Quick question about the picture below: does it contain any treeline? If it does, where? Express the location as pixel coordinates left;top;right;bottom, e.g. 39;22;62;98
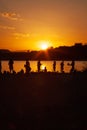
0;43;87;60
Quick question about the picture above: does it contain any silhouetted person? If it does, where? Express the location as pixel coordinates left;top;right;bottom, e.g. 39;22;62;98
60;61;64;73
44;66;47;72
67;60;75;72
70;60;75;72
8;59;14;73
24;60;31;74
37;60;41;72
0;60;2;73
53;60;56;72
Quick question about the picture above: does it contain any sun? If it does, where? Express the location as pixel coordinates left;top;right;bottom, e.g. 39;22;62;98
39;41;50;50
41;44;48;50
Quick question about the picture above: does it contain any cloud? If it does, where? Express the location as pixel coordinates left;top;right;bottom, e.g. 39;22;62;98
0;12;23;21
0;25;15;30
13;33;30;39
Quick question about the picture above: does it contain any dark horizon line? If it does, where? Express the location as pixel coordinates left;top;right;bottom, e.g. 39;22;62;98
0;43;87;52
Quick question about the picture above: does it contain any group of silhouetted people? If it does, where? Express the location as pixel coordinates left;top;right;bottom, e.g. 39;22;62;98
52;60;75;73
52;60;64;73
0;59;75;74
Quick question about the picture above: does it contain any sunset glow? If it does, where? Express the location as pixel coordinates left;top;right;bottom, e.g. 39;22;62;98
0;0;87;50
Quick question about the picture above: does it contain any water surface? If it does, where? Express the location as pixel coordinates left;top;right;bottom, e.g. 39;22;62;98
1;61;87;73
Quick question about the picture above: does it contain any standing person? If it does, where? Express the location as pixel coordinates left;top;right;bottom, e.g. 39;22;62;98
24;60;31;74
0;60;2;73
37;60;41;72
44;66;47;72
53;60;56;72
67;60;75;73
70;60;75;72
8;59;14;73
60;61;64;73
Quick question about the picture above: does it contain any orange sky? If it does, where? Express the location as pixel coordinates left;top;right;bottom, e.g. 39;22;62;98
0;0;87;50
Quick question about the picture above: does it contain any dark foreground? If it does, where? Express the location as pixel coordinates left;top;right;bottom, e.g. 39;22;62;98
0;72;87;130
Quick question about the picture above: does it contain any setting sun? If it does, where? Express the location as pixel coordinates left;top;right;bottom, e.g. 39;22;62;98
38;41;50;50
41;44;48;50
